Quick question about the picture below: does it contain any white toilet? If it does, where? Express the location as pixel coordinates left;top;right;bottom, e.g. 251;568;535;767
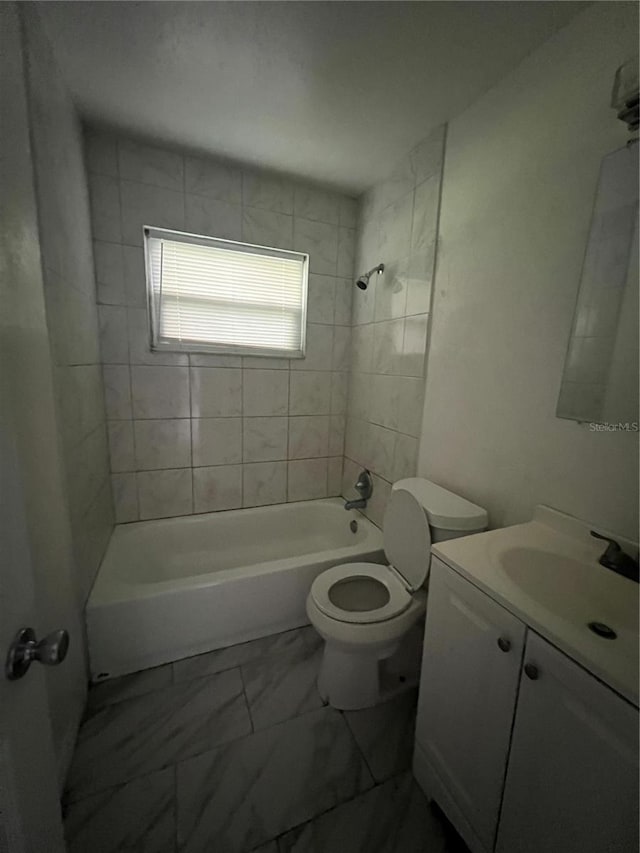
306;477;487;710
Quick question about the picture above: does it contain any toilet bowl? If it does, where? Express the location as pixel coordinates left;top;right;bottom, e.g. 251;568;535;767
306;478;487;710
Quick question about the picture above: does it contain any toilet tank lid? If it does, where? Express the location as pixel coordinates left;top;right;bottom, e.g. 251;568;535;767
392;478;488;532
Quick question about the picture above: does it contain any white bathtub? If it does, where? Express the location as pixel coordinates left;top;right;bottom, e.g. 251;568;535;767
86;498;385;680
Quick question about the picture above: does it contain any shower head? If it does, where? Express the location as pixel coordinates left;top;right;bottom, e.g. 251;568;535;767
355;263;385;290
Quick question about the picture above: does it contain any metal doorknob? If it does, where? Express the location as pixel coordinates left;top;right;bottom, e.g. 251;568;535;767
5;627;69;681
524;662;539;681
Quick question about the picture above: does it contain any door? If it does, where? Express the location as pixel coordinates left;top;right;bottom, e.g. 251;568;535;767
414;558;526;851
0;4;68;849
496;632;639;853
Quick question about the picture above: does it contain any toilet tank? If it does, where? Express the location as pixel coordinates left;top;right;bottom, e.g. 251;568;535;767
392;478;488;543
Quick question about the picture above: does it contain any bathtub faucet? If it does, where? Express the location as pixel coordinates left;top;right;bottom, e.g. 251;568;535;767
344;469;373;510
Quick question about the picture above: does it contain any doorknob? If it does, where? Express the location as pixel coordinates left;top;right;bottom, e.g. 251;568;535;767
5;627;69;681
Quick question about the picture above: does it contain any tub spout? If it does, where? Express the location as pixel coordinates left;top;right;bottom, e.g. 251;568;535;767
344;498;367;510
343;469;373;511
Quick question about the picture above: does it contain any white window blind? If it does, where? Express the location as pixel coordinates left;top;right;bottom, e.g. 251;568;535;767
144;227;308;358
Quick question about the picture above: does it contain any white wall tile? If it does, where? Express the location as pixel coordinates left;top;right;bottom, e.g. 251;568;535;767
368;423;396;481
332;326;351;372
122;245;147;308
192;418;242;466
288;415;329;459
243;173;294;214
409;127;444;185
243;417;288;462
107;420;134;472
392;433;418;481
242;207;293;249
94;241;124;305
103;365;132;419
405;247;434;316
131;366;190;418
190;368;242;417
328;456;343;496
137;468;192;519
193;465;242;513
118;140;184;191
242;369;289;416
374;258;409;321
411;175;440;252
294;186;340;224
185;156;242;204
289;371;331;415
379;193;413;263
243;461;287;507
334;278;353;326
337;228;356;278
339;197;359;229
134;419;191;470
98;305;129;363
89;175;121;243
287;458;328;501
120;180;184;246
185;195;242;241
402;314;429;377
330;372;348;415
111;473;138;522
307;274;335;325
294;218;338;275
329;415;345;456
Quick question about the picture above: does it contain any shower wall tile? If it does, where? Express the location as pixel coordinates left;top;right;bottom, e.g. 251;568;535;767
86;129;355;521
193;465;243;513
288;458;328;502
345;124;445;527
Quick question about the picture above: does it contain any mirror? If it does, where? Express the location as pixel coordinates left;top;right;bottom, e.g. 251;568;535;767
557;142;639;424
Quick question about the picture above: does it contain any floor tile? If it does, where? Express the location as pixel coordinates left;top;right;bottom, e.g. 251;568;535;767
86;664;173;716
344;689;418;782
64;767;175;853
67;668;251;799
278;771;447;853
172;625;317;684
241;629;324;730
176;705;373;853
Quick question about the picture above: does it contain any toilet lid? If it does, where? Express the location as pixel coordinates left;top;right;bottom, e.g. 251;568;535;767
383;488;432;591
310;562;412;624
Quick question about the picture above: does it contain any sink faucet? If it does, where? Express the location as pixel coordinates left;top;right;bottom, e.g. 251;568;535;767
344;469;373;510
591;531;639;583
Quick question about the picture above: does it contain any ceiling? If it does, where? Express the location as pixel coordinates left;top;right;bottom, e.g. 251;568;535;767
38;1;586;194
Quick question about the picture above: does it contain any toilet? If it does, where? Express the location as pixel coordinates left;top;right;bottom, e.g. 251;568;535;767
306;477;488;710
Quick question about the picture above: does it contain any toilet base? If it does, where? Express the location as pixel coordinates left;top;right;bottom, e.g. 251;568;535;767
317;622;424;710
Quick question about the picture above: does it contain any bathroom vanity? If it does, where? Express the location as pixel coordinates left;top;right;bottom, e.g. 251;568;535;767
413;507;639;853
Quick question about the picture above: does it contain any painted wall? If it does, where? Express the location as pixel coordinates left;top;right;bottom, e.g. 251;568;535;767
2;6;88;784
23;12;113;606
85;130;357;521
344;126;445;525
419;2;639;539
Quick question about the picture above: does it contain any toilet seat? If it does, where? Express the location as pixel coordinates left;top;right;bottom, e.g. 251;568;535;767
310;562;412;625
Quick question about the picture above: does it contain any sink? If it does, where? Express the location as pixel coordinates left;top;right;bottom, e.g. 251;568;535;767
499;546;638;636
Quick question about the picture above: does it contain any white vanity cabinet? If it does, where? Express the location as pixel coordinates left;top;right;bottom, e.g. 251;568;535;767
496;631;639;853
414;558;526;852
414;557;640;853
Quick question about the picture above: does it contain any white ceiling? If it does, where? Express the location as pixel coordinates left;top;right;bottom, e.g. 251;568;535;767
38;1;586;194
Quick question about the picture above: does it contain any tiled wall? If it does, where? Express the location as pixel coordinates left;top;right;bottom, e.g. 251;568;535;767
25;19;113;603
343;126;446;526
85;130;357;521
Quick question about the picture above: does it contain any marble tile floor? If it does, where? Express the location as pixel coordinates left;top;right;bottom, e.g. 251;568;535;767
63;625;470;853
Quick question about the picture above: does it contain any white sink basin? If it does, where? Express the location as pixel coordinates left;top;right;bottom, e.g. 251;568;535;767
499;546;639;637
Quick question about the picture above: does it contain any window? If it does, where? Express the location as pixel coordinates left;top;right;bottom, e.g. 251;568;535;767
144;227;308;358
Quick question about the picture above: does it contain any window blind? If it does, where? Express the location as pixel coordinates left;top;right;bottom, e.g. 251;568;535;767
144;227;308;357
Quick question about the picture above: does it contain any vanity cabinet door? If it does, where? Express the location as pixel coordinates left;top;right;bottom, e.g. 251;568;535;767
496;632;639;853
414;558;526;852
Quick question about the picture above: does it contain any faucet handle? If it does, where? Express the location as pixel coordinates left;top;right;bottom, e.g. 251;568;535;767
590;531;621;552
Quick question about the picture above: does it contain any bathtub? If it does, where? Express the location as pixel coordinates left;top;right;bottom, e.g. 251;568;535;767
86;498;385;680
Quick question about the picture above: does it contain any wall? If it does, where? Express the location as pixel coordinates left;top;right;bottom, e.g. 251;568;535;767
1;5;88;784
343;126;445;525
23;11;113;606
85;130;357;521
419;2;639;539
